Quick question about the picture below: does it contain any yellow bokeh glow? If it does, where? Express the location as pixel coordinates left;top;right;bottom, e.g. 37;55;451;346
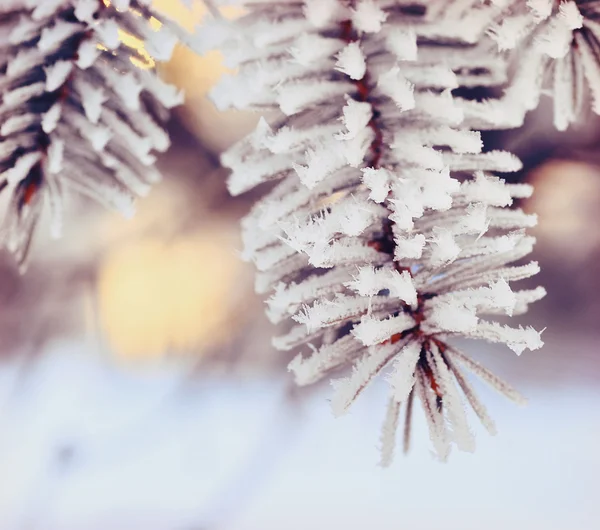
98;231;241;361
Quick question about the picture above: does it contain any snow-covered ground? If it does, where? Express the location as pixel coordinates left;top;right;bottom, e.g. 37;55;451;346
0;338;598;530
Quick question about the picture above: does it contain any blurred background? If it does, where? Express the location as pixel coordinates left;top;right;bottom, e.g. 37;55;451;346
0;2;599;529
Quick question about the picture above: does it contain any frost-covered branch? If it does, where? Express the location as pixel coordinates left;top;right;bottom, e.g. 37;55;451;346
0;0;188;266
200;0;552;463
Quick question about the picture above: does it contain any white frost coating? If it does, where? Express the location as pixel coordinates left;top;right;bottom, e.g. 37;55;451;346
416;370;450;461
428;298;479;333
337;99;372;140
335;41;366;80
429;344;475;452
487;278;517;316
351;313;415;347
331;341;398;416
345;266;417;306
461;173;513;206
351;0;387;34
559;2;583;30
47;139;65;174
293;294;388;333
4;152;42;184
95;19;120;50
74;0;98;22
387;341;421;402
276;80;349;116
455;203;489;235
429;228;462;265
385;28;417;61
377;67;415;110
379;397;401;468
45;61;73;92
288;333;366;385
76;39;100;69
527;0;553;21
303;0;340;29
104;71;143;111
75;80;107;124
361;167;391;203
145;26;178;62
487;16;532;51
42;104;62;134
290;34;342;67
394;234;426;260
38;22;81;52
472;322;544;355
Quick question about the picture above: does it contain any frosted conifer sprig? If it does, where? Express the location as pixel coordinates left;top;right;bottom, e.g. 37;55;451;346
0;0;186;266
416;1;600;130
203;0;545;462
488;0;600;130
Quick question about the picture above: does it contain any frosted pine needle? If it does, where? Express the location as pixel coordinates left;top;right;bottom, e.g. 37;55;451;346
0;0;187;266
202;1;549;463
